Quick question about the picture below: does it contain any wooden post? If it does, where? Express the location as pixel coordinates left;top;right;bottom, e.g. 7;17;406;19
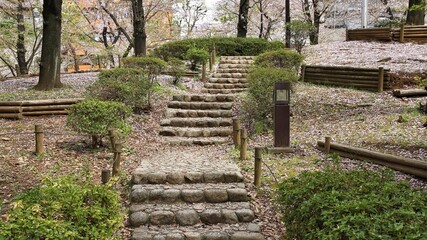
325;137;331;154
202;62;207;81
301;64;306;82
345;28;349;41
97;55;101;69
209;51;213;72
112;143;122;176
232;118;241;148
378;67;384;93
254;147;262;187
101;169;111;184
212;43;216;64
34;125;44;155
240;129;248;160
108;129;117;151
399;24;404;43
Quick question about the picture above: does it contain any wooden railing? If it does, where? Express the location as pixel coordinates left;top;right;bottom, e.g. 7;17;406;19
346;25;427;43
301;65;391;92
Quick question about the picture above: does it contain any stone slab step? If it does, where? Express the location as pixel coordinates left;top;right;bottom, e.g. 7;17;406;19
129;202;254;227
172;94;235;102
221;56;255;60
160;136;230;146
159;126;232;138
132;168;243;185
202;89;246;94
209;78;248;84
160;118;232;127
167;101;233;110
132;223;264;240
216;68;250;74
218;64;252;69
131;183;248;204
212;73;248;78
165;109;232;118
204;83;248;89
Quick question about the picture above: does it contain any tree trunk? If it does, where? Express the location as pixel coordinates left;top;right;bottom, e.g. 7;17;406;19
406;0;425;25
309;0;321;45
132;0;147;56
35;0;63;90
16;0;28;75
237;0;250;38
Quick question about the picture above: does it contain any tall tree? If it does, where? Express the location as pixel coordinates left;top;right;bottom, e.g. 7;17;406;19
173;0;207;38
406;0;425;25
301;0;330;45
132;0;146;56
237;0;250;37
35;0;63;90
253;0;285;40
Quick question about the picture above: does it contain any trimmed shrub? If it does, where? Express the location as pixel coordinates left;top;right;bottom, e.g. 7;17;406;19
89;68;152;111
166;57;185;85
0;176;123;239
152;37;284;61
242;67;298;133
286;20;315;53
67;99;131;147
185;48;210;71
278;168;427;240
254;49;304;73
122;56;167;78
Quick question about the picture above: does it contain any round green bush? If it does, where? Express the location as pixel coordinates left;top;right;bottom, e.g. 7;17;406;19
185;48;210;71
0;177;123;239
122;56;167;76
254;49;304;73
278;169;427;240
67;99;131;146
166;57;186;84
90;68;151;111
242;67;298;133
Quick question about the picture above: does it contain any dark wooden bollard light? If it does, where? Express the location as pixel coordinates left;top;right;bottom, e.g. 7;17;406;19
254;147;262;187
34;125;44;155
240;129;248;160
102;169;111;184
274;82;291;148
112;143;122;176
232;118;241;148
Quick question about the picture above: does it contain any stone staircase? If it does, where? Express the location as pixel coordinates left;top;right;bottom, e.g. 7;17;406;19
159;56;255;145
129;147;265;239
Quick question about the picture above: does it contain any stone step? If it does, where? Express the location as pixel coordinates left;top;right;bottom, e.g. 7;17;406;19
165;109;233;118
167;101;233;110
159;126;232;138
160;136;230;146
205;83;248;89
221;56;255;60
172;94;235;102
212;73;248;78
219;59;254;64
219;64;252;69
202;89;247;94
209;78;248;84
129;202;255;227
216;68;250;74
130;183;248;204
132;223;264;240
132;166;243;185
160;117;232;127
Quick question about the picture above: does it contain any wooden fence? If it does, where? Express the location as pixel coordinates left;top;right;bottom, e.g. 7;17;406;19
301;65;391;92
0;98;84;119
347;25;427;43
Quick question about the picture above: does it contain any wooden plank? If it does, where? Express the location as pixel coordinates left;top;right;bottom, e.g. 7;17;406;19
0;113;23;119
305;65;389;72
0;98;84;106
22;110;68;116
22;105;71;112
305;73;380;80
0;106;22;113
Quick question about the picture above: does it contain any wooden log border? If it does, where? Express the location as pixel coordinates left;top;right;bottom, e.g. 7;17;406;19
347;25;427;43
302;65;391;92
0;98;83;119
318;140;427;179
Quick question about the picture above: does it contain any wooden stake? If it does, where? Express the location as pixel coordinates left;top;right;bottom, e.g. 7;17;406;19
232;118;241;148
34;125;44;155
108;129;117;151
101;169;111;184
399;24;405;43
325;136;331;154
202;62;207;81
212;43;216;64
378;67;384;93
209;52;213;72
254;147;262;187
301;64;306;82
240;129;248;160
112;143;122;176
